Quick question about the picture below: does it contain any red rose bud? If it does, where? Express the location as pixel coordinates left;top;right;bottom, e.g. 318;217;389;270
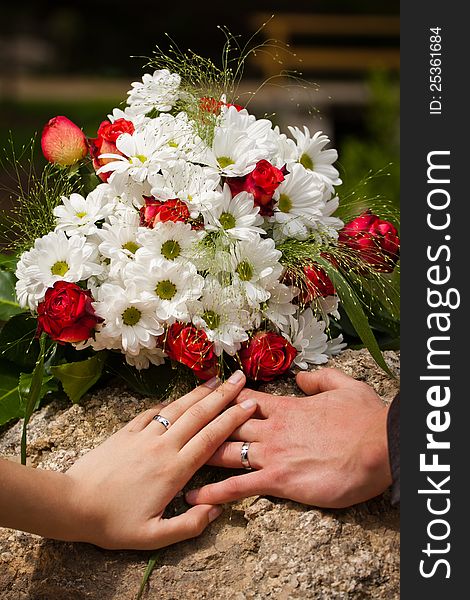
90;118;135;182
140;197;191;227
285;264;335;305
165;323;218;380
37;281;101;343
239;332;297;382
41;116;88;166
200;97;243;114
338;211;400;273
227;160;286;217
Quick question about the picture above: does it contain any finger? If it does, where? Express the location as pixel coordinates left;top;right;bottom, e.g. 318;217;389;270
295;368;355;395
145;505;222;549
144;376;221;434
185;471;268;505
179;399;257;468
166;370;247;448
233;388;278;418
124;405;164;432
229;420;266;442
207;441;264;469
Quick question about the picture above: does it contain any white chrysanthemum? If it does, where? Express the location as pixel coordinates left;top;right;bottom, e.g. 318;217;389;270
97;127;177;185
106;107;149;129
288;126;342;190
219;105;274;144
54;187;112;237
285;308;329;369
203;184;264;240
125;258;204;323
326;334;347;357
210;127;267;177
97;223;141;261
136;221;202;264
271;163;325;240
267;125;298;167
149;160;220;218
15;231;102;310
190;278;251;356
316;195;344;240
230;237;283;306
316;294;341;321
126;69;181;116
124;346;167;370
260;282;298;329
92;283;164;356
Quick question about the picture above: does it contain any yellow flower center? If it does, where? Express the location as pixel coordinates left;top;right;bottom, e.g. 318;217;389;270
122;306;142;326
50;261;69;276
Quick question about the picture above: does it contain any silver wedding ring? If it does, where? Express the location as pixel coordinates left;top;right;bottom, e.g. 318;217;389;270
153;414;171;430
240;441;252;470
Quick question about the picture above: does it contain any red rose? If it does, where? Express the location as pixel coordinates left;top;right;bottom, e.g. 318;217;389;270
239;332;297;382
338;211;400;273
140;197;191;227
165;323;218;380
284;264;335;305
227;160;287;217
89;118;135;182
37;281;101;343
200;97;243;114
41;116;88;166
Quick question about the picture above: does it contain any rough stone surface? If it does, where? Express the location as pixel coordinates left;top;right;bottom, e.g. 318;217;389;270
0;350;400;599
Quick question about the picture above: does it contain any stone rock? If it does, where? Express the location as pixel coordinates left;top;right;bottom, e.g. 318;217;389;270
0;349;400;599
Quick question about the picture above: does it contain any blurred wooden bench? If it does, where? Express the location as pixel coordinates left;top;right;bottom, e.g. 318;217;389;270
251;13;400;77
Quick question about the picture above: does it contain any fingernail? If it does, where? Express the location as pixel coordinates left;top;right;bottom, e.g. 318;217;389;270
205;376;220;389
240;398;256;410
228;369;244;384
208;506;223;522
186;489;198;503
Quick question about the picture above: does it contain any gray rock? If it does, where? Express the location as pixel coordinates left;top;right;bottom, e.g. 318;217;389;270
0;349;400;599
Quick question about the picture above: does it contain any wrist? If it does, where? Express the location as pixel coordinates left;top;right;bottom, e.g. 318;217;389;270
359;405;393;493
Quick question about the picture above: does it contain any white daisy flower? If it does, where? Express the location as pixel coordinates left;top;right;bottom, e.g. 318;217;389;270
260;281;298;329
125;258;204;323
288;126;342;190
190;278;251;356
149;160;220;218
285;308;329;369
126;69;181;116
97;127;177;185
136;221;202;264
15;231;102;310
124;346;167;370
54;187;112;237
326;334;347;357
210;127;267;177
92;283;164;356
271;163;325;240
317;195;344;240
203;184;264;240
230;237;283;306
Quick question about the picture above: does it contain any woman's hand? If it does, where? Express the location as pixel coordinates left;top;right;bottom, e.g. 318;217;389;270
0;370;256;550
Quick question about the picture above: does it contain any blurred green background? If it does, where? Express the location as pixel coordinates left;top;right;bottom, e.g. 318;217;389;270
0;1;399;219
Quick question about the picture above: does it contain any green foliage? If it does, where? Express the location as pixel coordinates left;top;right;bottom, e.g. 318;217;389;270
105;353;178;398
0;270;23;321
50;352;108;404
336;71;400;228
0;313;42;370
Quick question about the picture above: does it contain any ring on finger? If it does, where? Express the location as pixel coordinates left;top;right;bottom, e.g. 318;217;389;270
152;414;171;430
240;441;252;470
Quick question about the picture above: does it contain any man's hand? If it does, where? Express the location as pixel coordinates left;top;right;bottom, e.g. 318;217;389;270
186;368;393;509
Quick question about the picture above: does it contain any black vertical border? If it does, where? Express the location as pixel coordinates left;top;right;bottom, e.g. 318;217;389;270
401;2;467;596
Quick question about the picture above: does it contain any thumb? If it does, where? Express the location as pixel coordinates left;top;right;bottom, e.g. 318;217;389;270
151;504;223;548
296;368;355;395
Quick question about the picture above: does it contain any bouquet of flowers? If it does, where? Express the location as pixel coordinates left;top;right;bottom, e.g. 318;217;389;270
0;45;399;431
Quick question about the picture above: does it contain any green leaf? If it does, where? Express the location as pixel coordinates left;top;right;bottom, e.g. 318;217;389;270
0;252;19;272
0;360;22;425
0;270;24;321
316;256;394;377
50;352;107;404
20;334;47;464
136;553;159;600
0;313;41;370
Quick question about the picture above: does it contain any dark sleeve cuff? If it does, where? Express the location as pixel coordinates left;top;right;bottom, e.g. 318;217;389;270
387;393;400;505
